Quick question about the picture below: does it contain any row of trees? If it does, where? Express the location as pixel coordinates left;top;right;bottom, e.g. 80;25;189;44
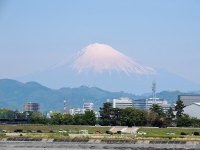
1;99;200;127
99;100;200;127
0;109;97;125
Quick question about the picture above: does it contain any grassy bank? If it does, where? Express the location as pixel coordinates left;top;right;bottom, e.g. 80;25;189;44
0;124;110;134
137;127;200;140
1;125;200;140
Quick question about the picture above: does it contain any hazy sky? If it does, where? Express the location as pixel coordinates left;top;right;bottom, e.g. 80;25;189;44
0;0;200;85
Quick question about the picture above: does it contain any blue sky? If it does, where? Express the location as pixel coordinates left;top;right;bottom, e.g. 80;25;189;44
0;0;200;86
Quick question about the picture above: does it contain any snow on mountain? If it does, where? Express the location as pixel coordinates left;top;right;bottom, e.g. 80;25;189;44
72;43;155;75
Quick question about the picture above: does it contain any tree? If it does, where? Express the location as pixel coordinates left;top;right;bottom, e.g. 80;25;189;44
166;107;175;119
164;107;175;127
176;114;192;127
99;102;113;126
149;104;166;127
175;100;185;118
73;114;85;125
0;108;15;120
83;110;96;125
150;104;165;117
62;114;74;125
111;108;122;126
147;111;161;127
120;107;147;126
50;112;62;125
29;112;47;124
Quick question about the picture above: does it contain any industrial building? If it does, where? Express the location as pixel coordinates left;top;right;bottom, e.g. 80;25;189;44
183;103;200;119
23;102;40;112
178;95;200;106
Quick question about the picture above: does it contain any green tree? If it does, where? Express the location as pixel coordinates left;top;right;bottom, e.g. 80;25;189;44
73;114;85;125
62;114;74;125
0;108;15;120
176;114;192;127
50;112;62;125
147;111;160;127
149;104;166;127
120;107;147;126
166;107;175;119
175;100;185;118
111;108;122;126
164;107;175;127
83;110;96;125
191;117;200;127
29;112;47;124
99;102;113;126
150;104;165;117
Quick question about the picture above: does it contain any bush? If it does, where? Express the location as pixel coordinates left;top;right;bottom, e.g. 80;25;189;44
193;132;200;136
106;131;113;134
180;132;188;135
14;129;23;133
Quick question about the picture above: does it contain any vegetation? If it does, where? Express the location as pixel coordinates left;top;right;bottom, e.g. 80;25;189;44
175;99;185;118
0;109;97;126
137;127;200;140
0;99;200;128
0;124;110;134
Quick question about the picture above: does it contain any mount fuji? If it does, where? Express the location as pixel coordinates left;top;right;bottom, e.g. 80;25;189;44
18;43;200;94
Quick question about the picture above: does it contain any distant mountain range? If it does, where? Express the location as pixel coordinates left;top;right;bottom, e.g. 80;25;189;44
0;79;199;112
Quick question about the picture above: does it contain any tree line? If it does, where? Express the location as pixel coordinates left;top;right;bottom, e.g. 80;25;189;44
0;109;97;125
1;100;200;127
99;100;200;127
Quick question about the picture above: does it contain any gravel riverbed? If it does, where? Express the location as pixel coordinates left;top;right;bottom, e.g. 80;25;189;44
0;141;200;150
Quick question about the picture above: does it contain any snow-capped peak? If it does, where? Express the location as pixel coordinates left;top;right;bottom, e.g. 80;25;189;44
72;43;155;75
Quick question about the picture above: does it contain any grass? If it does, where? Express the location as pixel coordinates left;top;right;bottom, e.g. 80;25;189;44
0;124;110;134
1;124;200;140
137;127;200;140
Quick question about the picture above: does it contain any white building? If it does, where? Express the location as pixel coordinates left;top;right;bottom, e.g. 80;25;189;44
133;98;170;113
112;98;133;109
183;103;200;119
83;102;94;111
69;108;84;115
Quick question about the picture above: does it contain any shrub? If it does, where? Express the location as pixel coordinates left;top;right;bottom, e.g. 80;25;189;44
180;132;188;135
193;132;200;136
